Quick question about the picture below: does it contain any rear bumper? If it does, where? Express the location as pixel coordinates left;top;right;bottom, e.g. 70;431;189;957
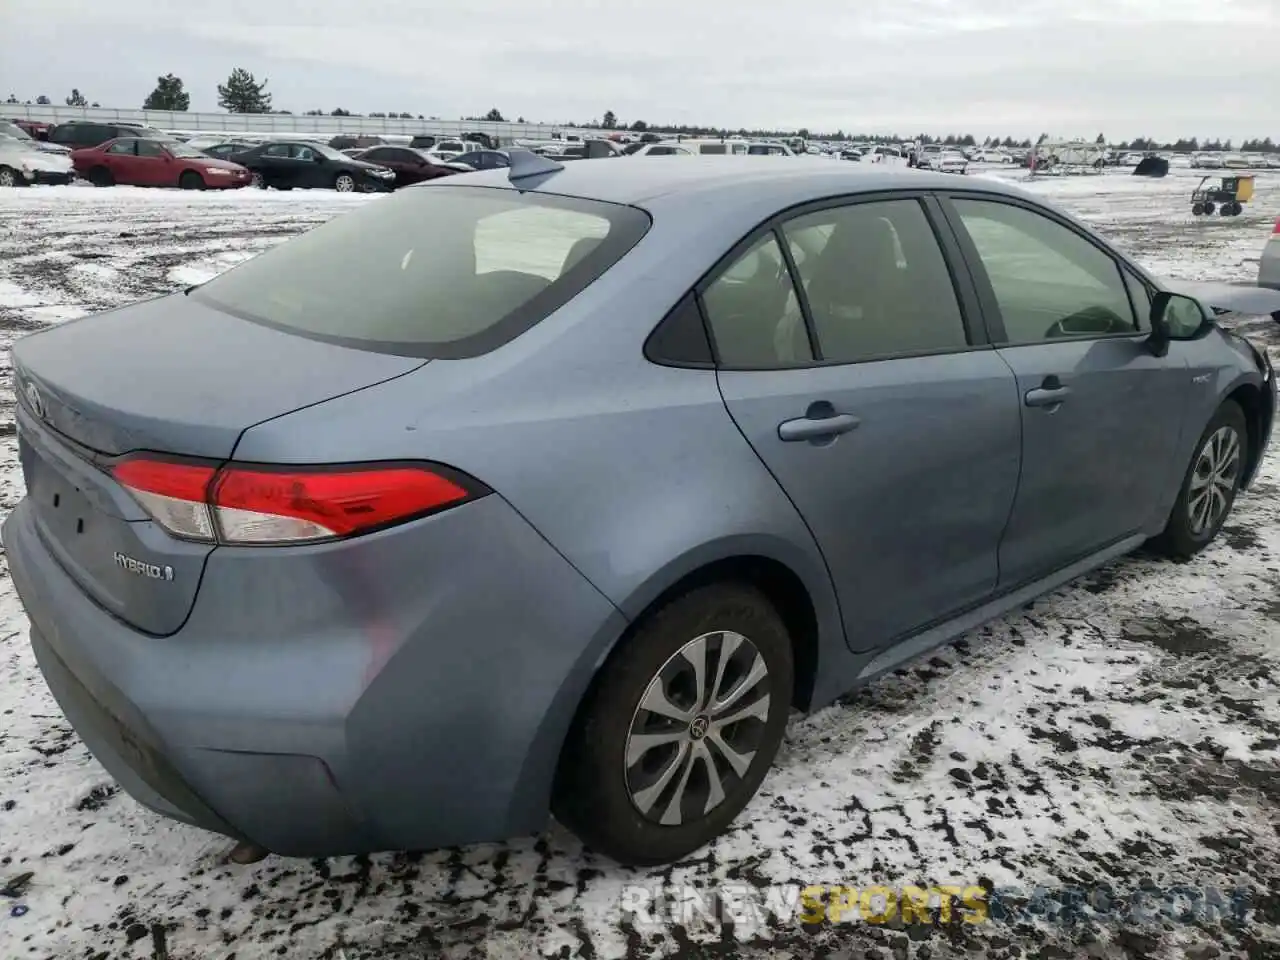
3;493;626;857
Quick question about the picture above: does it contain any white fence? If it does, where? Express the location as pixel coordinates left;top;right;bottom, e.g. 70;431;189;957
3;104;610;143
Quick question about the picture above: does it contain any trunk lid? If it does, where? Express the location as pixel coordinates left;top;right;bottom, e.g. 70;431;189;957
11;292;424;458
12;293;424;635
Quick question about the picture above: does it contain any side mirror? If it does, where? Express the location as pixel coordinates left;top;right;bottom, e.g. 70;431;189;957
1149;291;1210;357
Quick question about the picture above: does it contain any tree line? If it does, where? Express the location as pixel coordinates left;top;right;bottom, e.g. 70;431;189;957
4;69;1278;152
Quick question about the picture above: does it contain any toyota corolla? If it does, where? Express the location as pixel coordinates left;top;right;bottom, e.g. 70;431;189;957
4;155;1275;866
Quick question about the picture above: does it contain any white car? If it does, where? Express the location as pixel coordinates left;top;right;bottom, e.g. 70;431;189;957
935;151;969;174
0;133;75;187
860;145;909;168
971;149;1013;163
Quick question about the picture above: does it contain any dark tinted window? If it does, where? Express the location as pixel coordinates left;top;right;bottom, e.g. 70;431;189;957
361;147;390;161
646;146;678;156
782;199;968;362
193;186;650;358
136;139;166;157
952;199;1136;343
703;233;812;367
264;143;291;158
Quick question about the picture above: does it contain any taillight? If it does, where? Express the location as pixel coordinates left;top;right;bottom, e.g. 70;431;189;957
111;456;483;545
1273;217;1280;235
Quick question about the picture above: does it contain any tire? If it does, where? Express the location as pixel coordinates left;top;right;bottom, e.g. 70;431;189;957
1220;204;1233;216
1203;201;1215;215
334;173;356;192
1150;400;1248;559
89;167;113;187
1192;202;1204;216
0;166;21;188
552;582;793;866
178;170;205;191
249;170;265;189
1232;202;1243;216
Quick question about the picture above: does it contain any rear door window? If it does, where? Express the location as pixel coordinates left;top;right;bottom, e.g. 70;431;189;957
193;185;651;358
781;199;969;362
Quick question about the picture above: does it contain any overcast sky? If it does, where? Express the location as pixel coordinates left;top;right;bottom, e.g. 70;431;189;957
2;0;1277;141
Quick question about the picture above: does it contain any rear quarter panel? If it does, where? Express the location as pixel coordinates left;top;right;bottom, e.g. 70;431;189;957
232;208;851;704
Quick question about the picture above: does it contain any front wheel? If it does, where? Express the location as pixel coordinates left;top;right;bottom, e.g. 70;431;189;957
0;166;21;188
249;170;265;189
178;170;205;191
334;173;356;192
553;582;793;866
1192;202;1205;216
1203;201;1216;215
1150;400;1248;559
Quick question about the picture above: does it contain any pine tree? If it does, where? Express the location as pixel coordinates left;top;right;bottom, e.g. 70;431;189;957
143;74;190;111
217;68;272;114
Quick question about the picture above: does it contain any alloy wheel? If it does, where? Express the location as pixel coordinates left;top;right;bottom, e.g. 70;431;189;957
0;168;15;188
1188;425;1241;535
335;175;355;193
250;172;265;188
625;630;771;826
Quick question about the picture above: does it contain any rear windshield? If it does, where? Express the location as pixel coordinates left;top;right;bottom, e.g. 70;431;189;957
192;185;650;358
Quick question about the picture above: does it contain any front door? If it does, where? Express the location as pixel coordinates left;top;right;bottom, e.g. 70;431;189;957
711;196;1022;652
133;138;172;186
942;195;1189;586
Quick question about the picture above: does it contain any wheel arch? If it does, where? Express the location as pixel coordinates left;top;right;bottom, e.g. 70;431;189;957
508;542;845;838
1225;380;1271;489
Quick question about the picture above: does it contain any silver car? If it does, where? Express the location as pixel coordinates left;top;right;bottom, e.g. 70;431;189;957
1261;216;1280;293
0;130;74;186
3;155;1276;867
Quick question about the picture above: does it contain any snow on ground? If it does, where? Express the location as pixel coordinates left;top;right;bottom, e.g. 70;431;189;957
0;172;1278;960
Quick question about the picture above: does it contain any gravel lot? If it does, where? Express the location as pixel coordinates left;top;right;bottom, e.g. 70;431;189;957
0;170;1278;960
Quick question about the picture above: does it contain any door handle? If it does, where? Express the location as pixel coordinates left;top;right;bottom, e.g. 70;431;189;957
1024;376;1072;408
778;412;861;442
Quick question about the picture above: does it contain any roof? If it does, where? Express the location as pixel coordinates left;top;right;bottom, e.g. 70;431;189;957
449;156;1028;210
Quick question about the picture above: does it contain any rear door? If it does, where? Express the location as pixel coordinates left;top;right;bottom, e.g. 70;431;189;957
256;142;294;186
712;194;1021;652
939;194;1189;586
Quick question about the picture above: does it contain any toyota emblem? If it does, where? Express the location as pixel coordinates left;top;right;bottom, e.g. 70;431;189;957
23;380;45;420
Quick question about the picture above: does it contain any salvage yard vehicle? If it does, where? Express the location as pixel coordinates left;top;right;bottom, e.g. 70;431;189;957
350;145;470;186
5;155;1278;870
1260;217;1280;294
0;129;75;186
227;140;395;192
71;138;254;190
1192;174;1254;216
48;120;171;150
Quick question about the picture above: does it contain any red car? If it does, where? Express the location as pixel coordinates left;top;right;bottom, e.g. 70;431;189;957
71;137;252;189
6;118;52;140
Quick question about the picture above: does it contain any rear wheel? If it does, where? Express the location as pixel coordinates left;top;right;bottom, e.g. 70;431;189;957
89;166;113;187
178;170;205;191
1150;401;1247;559
0;166;21;188
334;173;356;192
1231;202;1244;216
553;582;793;866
